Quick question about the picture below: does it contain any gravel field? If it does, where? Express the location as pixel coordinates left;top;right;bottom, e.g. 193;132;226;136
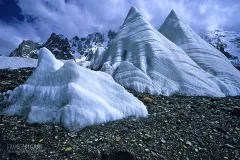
0;68;240;160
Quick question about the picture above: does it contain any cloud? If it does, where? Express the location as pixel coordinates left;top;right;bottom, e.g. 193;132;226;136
0;0;239;55
0;20;41;55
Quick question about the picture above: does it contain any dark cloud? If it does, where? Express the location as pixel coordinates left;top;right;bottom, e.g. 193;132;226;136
0;0;239;55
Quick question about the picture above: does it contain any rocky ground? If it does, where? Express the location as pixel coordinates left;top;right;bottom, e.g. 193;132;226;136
0;68;240;160
0;68;34;93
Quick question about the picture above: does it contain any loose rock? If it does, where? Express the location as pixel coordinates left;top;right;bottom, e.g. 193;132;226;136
142;97;152;103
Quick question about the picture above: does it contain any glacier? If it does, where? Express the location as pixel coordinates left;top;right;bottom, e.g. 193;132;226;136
0;54;89;70
90;6;232;97
159;10;240;96
1;47;148;131
0;55;37;69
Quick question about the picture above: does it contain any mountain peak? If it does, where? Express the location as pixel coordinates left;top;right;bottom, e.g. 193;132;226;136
49;33;65;40
129;6;138;13
123;6;142;24
159;9;183;33
159;9;188;41
9;40;40;58
167;9;181;21
72;36;80;40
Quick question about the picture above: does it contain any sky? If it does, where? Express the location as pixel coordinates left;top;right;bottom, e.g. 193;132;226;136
0;0;240;55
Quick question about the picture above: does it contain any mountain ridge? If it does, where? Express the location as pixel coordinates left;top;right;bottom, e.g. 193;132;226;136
9;32;105;60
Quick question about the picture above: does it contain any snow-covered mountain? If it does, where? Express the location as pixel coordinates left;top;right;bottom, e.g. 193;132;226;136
159;10;240;96
69;32;104;60
1;47;148;131
42;33;73;59
90;7;239;97
9;32;105;60
199;30;240;69
9;40;41;58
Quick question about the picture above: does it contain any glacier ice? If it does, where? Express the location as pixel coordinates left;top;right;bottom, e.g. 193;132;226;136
0;54;83;70
159;10;240;96
0;55;37;69
90;7;228;97
1;47;148;131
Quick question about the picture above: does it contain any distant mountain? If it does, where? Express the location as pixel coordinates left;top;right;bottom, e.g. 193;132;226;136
9;40;41;58
69;32;104;60
199;30;240;69
42;33;73;60
9;32;105;60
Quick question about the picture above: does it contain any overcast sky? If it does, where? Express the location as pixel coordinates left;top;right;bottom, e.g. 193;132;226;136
0;0;239;55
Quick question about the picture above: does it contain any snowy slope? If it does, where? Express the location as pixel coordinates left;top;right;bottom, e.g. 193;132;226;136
1;47;147;131
90;7;230;97
0;56;37;69
199;30;240;68
159;10;240;96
